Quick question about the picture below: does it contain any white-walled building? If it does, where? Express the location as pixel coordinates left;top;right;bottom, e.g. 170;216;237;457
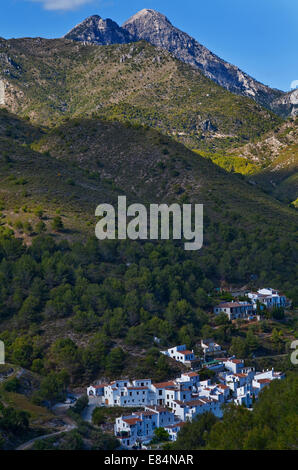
222;358;245;374
164;422;185;441
214;302;254;320
201;339;222;355
114;406;179;448
247;288;287;310
161;345;196;364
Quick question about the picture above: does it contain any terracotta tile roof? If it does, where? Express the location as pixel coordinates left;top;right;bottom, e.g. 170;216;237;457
146;405;168;413
179;350;194;355
153;381;176;389
184;372;199;377
165;422;185;429
186;399;210;406
257;379;271;384
134;411;156;417
123;418;141;425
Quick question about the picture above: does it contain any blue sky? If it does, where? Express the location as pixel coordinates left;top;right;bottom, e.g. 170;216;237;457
1;0;297;91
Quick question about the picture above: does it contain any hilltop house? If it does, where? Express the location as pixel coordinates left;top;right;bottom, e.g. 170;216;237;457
213;301;254;320
201;339;222;355
247;288;287;310
160;345;195;364
222;358;245;374
102;379;155;407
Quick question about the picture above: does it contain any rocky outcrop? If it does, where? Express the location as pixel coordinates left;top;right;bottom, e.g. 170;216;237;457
122;9;284;110
270;88;298;117
64;15;136;46
0;79;5;105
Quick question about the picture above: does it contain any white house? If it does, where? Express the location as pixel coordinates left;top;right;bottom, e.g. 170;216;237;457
172;397;223;421
104;384;154;407
247;288;287;310
223;358;245;374
87;384;107;397
161;345;195;364
201;339;222;355
234;385;252;407
214;302;254;320
164;421;185;441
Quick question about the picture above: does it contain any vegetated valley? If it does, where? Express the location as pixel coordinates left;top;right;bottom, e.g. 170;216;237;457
0;18;297;451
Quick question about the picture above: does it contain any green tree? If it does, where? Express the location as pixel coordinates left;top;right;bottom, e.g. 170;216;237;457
51;216;64;232
151;427;170;443
105;347;125;376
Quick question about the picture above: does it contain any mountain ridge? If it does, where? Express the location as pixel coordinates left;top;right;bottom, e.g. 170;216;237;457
63;9;295;116
0;37;281;152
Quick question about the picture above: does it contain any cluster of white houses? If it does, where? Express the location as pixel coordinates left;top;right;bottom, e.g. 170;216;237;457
87;357;284;448
214;288;288;320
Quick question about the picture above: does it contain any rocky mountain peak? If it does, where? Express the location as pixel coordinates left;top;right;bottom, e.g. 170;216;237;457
122;9;284;110
64;14;136;46
124;8;171;24
122;9;173;40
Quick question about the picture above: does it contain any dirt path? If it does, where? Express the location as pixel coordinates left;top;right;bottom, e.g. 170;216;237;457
16;423;77;450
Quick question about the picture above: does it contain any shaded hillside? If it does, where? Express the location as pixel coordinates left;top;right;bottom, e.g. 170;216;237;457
0;110;297;391
0;38;281;152
0;109;297;286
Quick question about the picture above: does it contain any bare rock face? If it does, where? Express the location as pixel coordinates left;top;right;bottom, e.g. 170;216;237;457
64;15;136;46
0;80;5;105
122;9;284;109
270;89;298;117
